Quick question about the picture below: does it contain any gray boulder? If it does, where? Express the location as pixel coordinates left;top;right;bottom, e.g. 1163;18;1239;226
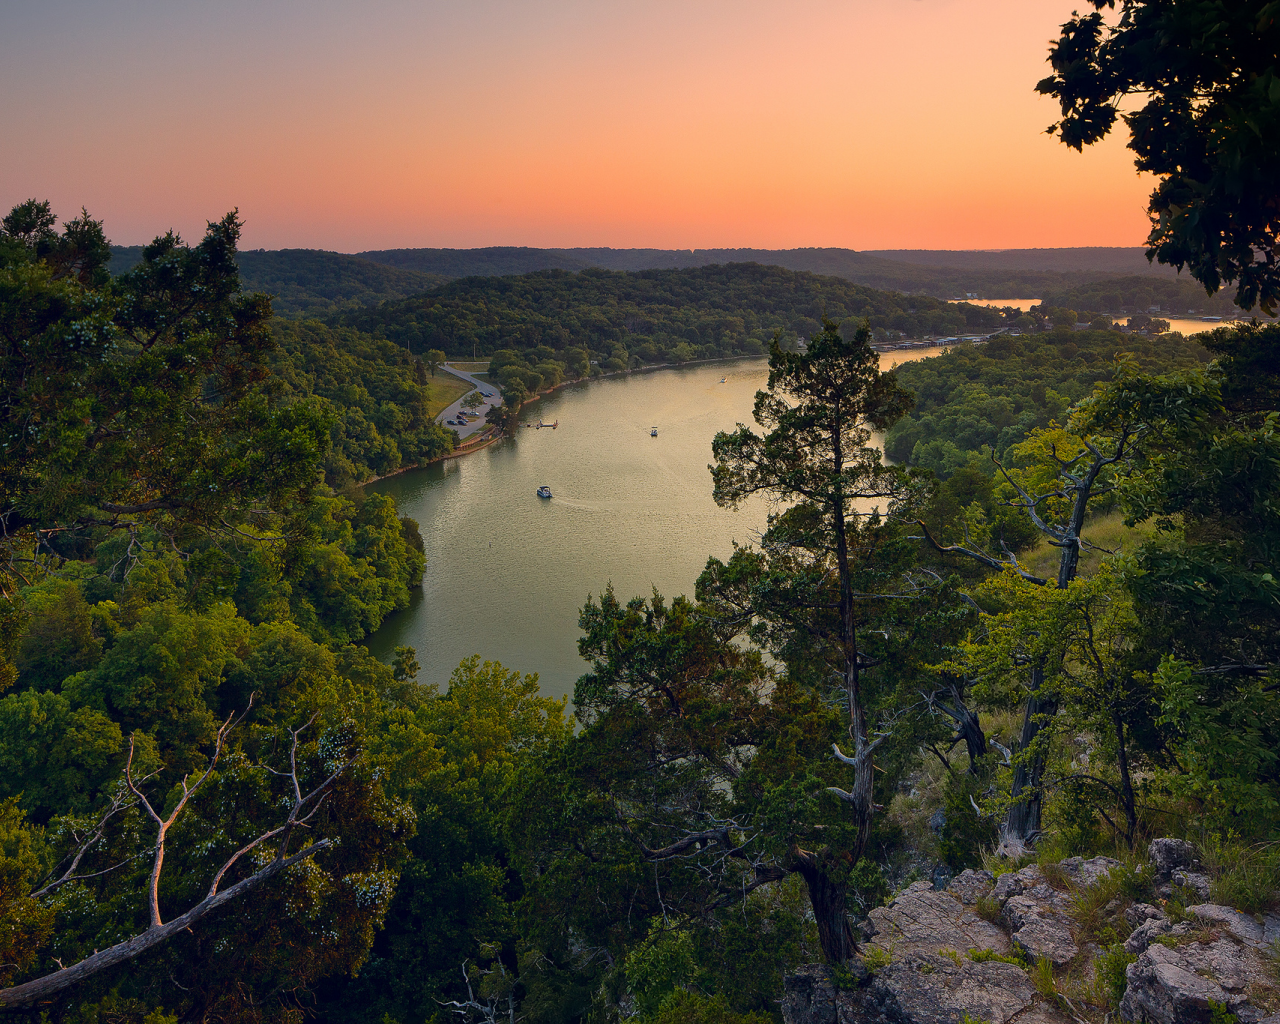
1124;903;1166;929
780;956;1072;1024
866;881;1009;957
1172;870;1212;901
779;881;1073;1024
1120;938;1252;1023
1057;855;1122;887
946;868;994;906
1148;837;1198;879
1189;903;1280;949
1001;895;1078;966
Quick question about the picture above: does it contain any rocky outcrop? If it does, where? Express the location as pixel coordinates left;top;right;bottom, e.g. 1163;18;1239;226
988;857;1119;967
1118;901;1280;1023
781;840;1280;1024
780;880;1072;1024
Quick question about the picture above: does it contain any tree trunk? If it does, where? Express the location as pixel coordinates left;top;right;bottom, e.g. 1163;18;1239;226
1113;710;1138;849
1006;665;1053;844
795;853;856;964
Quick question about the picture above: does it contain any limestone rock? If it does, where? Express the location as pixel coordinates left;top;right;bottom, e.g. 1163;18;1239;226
1148;837;1198;879
865;881;1010;958
1188;903;1280;950
1057;855;1121;887
1173;870;1212;901
1124;902;1166;929
946;868;994;906
780;965;837;1024
780;958;1073;1024
1124;916;1188;955
1001;895;1078;966
1120;938;1253;1023
991;865;1045;907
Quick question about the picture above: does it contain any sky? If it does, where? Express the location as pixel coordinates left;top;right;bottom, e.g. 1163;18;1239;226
0;0;1154;252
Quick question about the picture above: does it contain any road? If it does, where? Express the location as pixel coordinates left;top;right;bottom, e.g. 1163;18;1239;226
436;364;501;440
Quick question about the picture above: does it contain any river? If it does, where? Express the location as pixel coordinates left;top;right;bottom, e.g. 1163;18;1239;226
365;348;948;702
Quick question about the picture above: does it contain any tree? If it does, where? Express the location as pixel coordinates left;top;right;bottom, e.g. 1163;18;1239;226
1036;0;1280;313
462;390;485;412
917;400;1146;846
705;321;920;960
0;203;328;594
426;348;447;377
1083;321;1280;821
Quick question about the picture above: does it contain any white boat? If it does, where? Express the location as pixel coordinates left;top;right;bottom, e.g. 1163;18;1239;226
536;485;552;499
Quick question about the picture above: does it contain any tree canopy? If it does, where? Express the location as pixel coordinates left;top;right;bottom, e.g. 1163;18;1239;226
1037;0;1280;313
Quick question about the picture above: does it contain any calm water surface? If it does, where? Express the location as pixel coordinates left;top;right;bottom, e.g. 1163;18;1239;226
366;351;944;701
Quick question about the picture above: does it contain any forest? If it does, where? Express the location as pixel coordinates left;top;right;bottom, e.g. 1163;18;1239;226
883;327;1211;476
1035;275;1240;318
333;263;1010;365
357;245;1177;300
2;182;1278;1024
108;247;448;317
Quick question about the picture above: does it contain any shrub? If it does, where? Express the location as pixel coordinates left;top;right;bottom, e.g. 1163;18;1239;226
1095;943;1137;1008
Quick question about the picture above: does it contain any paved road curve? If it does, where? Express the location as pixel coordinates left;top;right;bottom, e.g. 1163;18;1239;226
436;364;501;440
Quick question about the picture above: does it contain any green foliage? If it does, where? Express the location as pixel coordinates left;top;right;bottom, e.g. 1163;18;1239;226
650;990;772;1024
109;246;447;317
336;264;1011;367
1;204;330;579
938;773;997;870
1037;0;1280;313
967;947;1030;967
1037;276;1238;318
1199;834;1280;914
884;327;1209;477
1095;943;1137;1008
268;319;456;486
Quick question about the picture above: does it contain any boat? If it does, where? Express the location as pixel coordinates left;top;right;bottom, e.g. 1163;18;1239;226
650;427;658;437
719;377;727;383
536;485;552;499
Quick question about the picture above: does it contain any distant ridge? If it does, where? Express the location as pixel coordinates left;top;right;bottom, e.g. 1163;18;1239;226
108;242;1196;314
357;246;1180;298
109;246;447;316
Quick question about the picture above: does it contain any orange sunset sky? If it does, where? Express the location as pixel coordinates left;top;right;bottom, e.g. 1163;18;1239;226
1;0;1154;252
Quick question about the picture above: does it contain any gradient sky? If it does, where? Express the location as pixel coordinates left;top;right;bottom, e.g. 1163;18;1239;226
0;0;1154;252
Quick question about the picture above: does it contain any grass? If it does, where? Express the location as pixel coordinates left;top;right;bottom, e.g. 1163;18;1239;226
1199;837;1280;914
858;945;893;972
424;374;474;419
1020;509;1162;581
968;947;1030;968
1070;860;1154;946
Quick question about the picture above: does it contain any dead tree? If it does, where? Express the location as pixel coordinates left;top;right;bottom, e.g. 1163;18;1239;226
916;425;1140;848
0;710;353;1010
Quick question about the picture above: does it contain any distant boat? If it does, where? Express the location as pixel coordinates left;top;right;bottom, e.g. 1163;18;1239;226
650;427;658;437
536;485;552;499
719;377;727;383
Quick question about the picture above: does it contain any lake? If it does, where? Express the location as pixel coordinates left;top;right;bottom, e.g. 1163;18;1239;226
366;349;947;702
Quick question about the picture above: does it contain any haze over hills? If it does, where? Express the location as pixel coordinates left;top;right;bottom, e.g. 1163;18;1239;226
108;246;447;316
109;242;1224;318
357;245;1185;300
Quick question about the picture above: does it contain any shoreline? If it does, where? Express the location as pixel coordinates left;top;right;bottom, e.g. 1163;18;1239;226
362;341;968;488
360;352;770;487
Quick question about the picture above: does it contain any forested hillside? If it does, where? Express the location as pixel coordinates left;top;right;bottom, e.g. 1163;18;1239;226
334;263;1011;365
1036;274;1240;317
4;200;1278;1024
358;245;1182;298
885;326;1211;475
109;245;447;316
269;320;458;486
